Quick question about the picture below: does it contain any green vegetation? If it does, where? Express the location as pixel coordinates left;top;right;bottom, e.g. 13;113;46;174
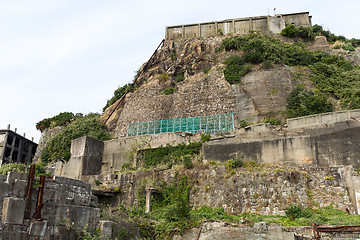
286;87;333;118
240;120;251;128
103;83;138;112
138;142;201;168
36;112;81;132
219;32;360;117
226;158;243;169
169;53;177;60
281;24;360;48
41;113;111;162
223;55;252;84
174;74;185;83
0;162;51;177
264;117;282;125
0;163;27;175
162;87;176;95
200;133;211;143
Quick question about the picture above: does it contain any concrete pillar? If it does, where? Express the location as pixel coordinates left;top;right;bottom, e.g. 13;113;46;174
145;188;158;213
182;26;185;38
100;220;113;239
198;24;201;37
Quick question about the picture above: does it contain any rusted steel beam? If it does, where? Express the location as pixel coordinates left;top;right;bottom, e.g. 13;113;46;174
24;165;36;219
33;176;45;220
313;223;320;240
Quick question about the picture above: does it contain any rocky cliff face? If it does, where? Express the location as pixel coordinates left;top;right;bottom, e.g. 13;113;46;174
102;35;360;138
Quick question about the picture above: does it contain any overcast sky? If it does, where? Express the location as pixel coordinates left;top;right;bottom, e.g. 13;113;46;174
0;0;359;143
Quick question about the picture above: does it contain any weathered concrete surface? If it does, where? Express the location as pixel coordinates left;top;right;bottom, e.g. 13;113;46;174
166;12;311;40
203;123;360;168
0;171;100;239
56;132;201;177
2;197;25;225
55;136;104;179
287;109;360;130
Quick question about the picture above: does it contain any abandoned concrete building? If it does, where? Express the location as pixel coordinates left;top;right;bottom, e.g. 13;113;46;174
0;126;37;166
166;12;311;39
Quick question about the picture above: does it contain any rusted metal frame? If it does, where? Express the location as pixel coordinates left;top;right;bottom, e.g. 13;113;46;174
313;224;360;239
316;225;360;232
24;165;36;219
32;176;46;220
103;39;165;124
313;223;320;240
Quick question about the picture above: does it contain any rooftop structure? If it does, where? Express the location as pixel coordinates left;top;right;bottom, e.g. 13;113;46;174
166;12;312;40
0;126;38;166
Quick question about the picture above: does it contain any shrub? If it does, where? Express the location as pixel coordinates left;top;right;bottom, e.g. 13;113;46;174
162;87;176;95
103;83;137;112
0;163;27;175
285;205;313;219
122;163;135;171
342;42;355;51
169;53;177;60
226;158;243;169
240;120;251;128
261;60;273;69
243;52;264;64
281;25;315;40
174;74;185;83
41;113;111;162
160;73;169;81
242;161;258;168
223;56;252;84
36;112;78;132
200;133;211;143
264;117;281;125
287;87;333;118
281;25;297;37
139;142;202;168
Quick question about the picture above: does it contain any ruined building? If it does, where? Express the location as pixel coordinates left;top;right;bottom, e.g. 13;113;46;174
0;126;37;166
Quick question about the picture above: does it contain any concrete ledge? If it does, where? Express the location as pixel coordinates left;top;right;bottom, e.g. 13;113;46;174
287;109;360;129
52;176;91;193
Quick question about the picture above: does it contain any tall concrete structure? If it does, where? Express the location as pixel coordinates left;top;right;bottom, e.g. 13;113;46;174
0;127;37;166
166;12;312;40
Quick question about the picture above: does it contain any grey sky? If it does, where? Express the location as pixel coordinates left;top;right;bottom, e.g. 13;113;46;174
0;0;359;143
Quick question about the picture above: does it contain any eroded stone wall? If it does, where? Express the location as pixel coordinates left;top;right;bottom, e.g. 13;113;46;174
86;165;356;216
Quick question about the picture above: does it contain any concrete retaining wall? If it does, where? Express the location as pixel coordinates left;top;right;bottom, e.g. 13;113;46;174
286;109;360;129
204;125;360;168
0;171;99;239
166;12;311;40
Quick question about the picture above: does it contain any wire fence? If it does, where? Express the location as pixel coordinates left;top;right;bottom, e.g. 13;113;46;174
127;112;234;137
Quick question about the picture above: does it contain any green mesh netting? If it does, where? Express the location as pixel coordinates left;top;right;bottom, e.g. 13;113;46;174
127;112;234;137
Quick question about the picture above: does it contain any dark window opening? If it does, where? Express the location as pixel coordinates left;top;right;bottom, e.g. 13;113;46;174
13;150;18;161
6;135;13;145
21;154;27;163
15;138;20;148
31;147;37;155
23;142;29;153
4;148;11;158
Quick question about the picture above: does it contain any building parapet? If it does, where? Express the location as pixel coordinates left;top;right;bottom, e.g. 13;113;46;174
166;12;311;40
